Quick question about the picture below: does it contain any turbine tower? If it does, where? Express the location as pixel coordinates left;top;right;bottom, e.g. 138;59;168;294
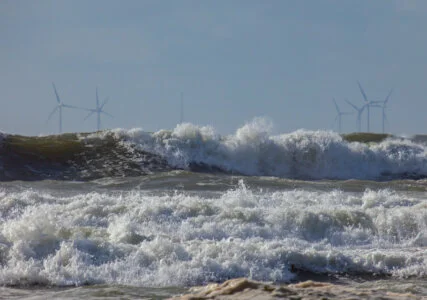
357;81;383;132
47;83;84;134
332;98;352;133
345;100;366;132
84;87;113;131
379;88;393;133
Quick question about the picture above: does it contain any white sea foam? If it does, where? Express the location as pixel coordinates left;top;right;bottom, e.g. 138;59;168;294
0;180;426;287
99;118;427;180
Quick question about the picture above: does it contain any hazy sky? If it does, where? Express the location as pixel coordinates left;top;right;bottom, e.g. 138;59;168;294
1;0;427;136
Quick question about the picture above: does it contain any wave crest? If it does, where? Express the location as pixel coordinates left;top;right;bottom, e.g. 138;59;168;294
1;119;427;181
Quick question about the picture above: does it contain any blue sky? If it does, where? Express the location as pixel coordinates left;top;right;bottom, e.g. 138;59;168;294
1;0;427;135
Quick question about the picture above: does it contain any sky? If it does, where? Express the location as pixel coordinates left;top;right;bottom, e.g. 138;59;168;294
1;0;427;136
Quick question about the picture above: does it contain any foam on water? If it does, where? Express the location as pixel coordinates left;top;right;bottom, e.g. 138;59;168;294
0;180;426;287
103;118;427;180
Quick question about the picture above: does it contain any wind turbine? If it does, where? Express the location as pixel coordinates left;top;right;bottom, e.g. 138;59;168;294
332;98;352;133
47;82;84;134
378;88;393;133
357;81;383;132
345;100;366;132
83;87;113;131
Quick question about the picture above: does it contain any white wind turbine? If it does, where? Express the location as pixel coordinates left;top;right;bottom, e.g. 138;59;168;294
47;83;85;134
332;98;352;133
345;100;366;132
378;88;393;133
83;87;113;131
357;81;383;132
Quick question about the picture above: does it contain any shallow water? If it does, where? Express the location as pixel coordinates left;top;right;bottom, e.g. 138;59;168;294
0;285;186;299
0;173;426;298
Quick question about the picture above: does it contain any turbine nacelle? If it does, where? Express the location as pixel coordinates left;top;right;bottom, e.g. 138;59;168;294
47;82;87;134
332;98;353;133
356;81;393;133
83;87;113;131
345;99;366;132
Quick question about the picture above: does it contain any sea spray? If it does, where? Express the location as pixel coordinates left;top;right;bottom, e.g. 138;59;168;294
115;118;427;180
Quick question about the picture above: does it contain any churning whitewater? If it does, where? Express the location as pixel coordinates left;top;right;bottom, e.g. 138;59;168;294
0;119;427;299
112;119;427;180
0;178;426;287
1;118;427;181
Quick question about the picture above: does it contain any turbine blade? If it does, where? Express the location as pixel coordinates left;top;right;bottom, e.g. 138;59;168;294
345;99;358;111
62;104;87;110
332;98;340;113
62;104;79;109
357;81;368;102
384;88;393;104
101;111;113;118
100;97;109;110
84;111;95;121
47;106;59;122
52;82;61;103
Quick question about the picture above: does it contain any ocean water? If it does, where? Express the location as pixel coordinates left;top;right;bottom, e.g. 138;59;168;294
0;120;426;298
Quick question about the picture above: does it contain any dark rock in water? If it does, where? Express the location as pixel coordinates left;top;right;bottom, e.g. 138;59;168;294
0;133;173;181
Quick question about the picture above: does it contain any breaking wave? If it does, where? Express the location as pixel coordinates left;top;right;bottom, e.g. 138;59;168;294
1;118;427;181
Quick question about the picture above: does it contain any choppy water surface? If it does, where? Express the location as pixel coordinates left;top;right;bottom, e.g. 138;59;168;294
0;174;426;298
0;121;426;298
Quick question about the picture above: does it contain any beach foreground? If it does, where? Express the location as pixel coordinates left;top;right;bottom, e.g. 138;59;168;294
171;278;421;300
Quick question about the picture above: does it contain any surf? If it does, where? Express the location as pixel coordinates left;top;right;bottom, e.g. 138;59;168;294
1;119;427;181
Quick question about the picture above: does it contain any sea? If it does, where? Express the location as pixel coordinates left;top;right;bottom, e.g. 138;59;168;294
0;119;426;299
